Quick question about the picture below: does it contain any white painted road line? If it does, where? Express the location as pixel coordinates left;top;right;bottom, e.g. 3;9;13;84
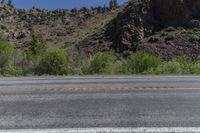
1;128;200;133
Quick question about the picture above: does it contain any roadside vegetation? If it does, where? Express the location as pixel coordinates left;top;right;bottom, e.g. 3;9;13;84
1;33;200;76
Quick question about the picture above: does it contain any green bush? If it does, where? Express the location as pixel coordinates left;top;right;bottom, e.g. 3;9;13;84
0;40;24;76
190;56;200;74
190;63;200;74
146;55;192;75
0;66;23;76
114;60;129;74
126;51;161;74
0;40;15;67
175;55;192;74
82;52;115;75
152;60;183;74
192;28;200;37
37;48;69;75
195;56;200;64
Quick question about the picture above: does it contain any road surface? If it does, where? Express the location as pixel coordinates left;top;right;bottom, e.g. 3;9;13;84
0;76;200;132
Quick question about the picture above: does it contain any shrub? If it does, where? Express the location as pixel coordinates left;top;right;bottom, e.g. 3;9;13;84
0;39;15;68
192;28;200;37
147;55;192;75
152;60;183;74
0;40;24;76
0;66;23;76
82;52;115;75
190;63;200;74
190;56;200;74
175;55;192;74
195;56;200;64
114;60;129;74
127;51;161;74
37;48;69;75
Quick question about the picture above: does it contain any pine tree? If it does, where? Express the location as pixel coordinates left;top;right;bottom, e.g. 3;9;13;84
7;0;13;7
27;29;46;55
109;0;118;8
109;0;113;8
113;0;118;7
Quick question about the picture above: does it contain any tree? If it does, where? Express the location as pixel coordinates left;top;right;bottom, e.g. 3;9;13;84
7;0;13;7
27;29;46;55
109;0;118;8
113;0;118;7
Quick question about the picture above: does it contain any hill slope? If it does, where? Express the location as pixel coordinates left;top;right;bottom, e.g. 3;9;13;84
1;0;200;61
76;0;200;60
0;4;121;49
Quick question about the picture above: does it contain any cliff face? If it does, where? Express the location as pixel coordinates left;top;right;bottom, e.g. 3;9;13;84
105;0;153;52
104;0;200;53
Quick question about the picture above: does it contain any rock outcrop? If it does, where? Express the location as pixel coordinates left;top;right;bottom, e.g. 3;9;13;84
105;0;154;52
105;0;200;52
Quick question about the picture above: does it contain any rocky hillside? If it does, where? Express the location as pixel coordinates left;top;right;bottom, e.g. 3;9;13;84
1;0;200;61
0;4;121;50
77;0;200;60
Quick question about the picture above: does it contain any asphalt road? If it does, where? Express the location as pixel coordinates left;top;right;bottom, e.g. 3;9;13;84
0;76;200;132
1;75;200;93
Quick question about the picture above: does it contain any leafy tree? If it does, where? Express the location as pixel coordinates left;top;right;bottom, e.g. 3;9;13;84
27;29;46;55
